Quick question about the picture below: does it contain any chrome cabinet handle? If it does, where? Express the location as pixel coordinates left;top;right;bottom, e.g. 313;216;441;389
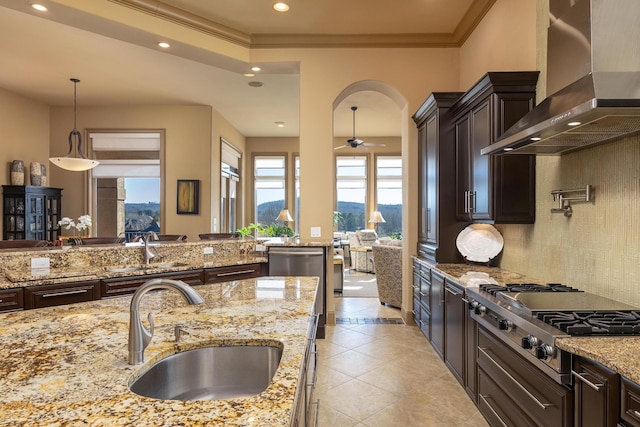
571;370;603;392
479;347;554;410
42;288;89;298
464;190;469;213
216;269;256;277
312;398;320;426
426;207;431;234
479;394;508;427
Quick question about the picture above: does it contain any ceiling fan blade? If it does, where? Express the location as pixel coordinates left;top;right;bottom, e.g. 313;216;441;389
334;145;349;151
362;142;386;147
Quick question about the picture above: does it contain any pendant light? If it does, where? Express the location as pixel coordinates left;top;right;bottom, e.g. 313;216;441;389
49;78;99;171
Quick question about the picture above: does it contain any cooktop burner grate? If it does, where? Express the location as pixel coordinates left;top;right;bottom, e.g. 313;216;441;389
479;283;582;296
537;311;640;335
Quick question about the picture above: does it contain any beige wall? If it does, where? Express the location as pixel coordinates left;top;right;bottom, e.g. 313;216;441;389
48;105;213;242
0;88;50;187
459;0;537;89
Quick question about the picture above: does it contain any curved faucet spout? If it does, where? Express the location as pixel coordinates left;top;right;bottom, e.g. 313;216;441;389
128;278;205;365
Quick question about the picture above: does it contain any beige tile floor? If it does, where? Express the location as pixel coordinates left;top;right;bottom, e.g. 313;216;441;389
316;297;489;427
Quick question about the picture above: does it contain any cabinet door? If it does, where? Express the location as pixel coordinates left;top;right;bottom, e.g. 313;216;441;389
425;115;438;243
444;280;465;385
470;100;492;220
429;269;444;358
417;122;428;244
455;114;471;220
0;288;24;312
573;357;620;427
465;301;478;402
621;376;640;427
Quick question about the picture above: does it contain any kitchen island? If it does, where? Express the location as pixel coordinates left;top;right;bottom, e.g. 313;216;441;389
0;276;318;426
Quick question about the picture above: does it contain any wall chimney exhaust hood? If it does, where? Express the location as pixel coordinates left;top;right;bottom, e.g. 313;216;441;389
482;0;640;156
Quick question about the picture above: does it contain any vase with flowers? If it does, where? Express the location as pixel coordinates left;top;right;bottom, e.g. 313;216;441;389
58;215;92;243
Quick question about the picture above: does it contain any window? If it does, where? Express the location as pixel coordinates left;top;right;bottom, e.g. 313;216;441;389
335;156;367;231
254;155;286;224
376;156;402;237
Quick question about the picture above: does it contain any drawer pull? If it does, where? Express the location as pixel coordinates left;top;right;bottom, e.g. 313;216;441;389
633;410;640;418
216;269;256;277
479;347;554;410
479;394;508;427
42;289;89;298
571;370;603;392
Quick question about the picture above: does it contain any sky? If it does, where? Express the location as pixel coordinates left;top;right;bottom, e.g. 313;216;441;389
124;178;160;203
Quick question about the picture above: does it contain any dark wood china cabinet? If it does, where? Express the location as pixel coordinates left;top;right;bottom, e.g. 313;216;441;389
2;185;62;242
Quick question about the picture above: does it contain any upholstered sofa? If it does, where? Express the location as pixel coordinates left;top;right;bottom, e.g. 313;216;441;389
371;240;403;308
347;230;378;273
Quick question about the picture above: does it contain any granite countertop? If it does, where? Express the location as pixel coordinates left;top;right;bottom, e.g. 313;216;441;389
0;276;318;426
414;258;640;385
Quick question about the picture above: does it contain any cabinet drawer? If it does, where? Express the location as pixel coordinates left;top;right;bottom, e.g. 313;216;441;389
419;304;430;340
622;376;640;427
101;270;204;298
0;288;24;312
204;263;266;284
25;281;100;309
478;326;572;427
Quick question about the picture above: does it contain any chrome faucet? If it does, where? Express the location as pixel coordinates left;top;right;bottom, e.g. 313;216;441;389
143;231;158;265
128;278;205;365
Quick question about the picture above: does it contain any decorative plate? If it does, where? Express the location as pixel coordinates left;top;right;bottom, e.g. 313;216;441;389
456;224;504;263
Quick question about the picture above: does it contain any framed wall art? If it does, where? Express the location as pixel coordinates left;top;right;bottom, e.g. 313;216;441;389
177;179;200;214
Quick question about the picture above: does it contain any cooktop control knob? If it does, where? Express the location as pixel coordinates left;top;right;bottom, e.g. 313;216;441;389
536;344;555;360
468;300;479;311
474;304;486;315
499;319;514;330
521;335;539;349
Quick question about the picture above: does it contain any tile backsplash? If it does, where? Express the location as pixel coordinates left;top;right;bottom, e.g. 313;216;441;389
497;133;640;307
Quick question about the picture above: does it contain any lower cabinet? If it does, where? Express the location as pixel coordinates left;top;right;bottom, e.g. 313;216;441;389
477;325;572;427
430;269;445;358
292;314;319;426
412;259;430;339
444;279;465;385
24;280;101;309
465;304;478;402
101;270;204;299
572;356;620;427
0;288;24;312
621;376;640;427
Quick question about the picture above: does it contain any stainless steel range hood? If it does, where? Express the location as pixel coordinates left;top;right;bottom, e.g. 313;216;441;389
482;0;640;156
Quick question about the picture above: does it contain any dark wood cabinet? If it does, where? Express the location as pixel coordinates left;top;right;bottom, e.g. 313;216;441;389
204;263;267;284
444;279;465;385
451;72;538;224
24;280;100;309
412;259;430;339
621;376;640;427
572;356;620;427
429;269;445;358
2;185;62;241
101;269;204;299
0;288;24;312
477;325;573;427
465;301;478;402
412;92;465;263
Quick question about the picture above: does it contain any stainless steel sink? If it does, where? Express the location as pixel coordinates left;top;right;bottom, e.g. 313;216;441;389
129;344;283;400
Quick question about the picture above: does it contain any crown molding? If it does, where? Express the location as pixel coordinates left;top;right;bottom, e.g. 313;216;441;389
109;0;496;49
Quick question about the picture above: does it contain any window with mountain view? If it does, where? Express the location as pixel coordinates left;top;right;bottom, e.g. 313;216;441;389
335;156;367;232
254;155;286;225
375;156;402;237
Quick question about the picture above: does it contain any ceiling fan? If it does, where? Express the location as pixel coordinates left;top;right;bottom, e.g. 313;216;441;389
334;106;386;151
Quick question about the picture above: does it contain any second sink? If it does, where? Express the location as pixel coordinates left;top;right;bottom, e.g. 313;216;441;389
129;343;283;400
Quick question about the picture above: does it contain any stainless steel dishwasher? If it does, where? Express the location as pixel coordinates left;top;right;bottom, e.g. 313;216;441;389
268;246;326;338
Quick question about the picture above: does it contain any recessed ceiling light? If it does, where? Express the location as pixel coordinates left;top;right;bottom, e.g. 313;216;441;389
243;73;255;77
157;42;171;49
530;137;542;141
248;81;263;88
31;3;48;12
251;66;261;72
273;2;290;12
275;121;285;127
568;121;582;127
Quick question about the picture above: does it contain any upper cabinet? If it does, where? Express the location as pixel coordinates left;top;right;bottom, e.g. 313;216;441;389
413;92;464;264
3;185;62;242
450;72;539;224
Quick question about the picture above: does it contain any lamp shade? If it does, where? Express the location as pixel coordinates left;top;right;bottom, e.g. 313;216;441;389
368;211;386;224
276;209;294;222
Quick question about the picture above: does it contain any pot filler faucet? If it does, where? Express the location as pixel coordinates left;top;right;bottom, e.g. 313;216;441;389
128;278;205;365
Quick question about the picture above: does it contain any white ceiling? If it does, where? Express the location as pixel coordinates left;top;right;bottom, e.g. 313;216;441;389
0;0;491;138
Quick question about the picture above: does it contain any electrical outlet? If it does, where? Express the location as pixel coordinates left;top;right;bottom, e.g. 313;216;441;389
31;257;50;269
256;244;266;252
203;247;214;255
310;226;321;237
